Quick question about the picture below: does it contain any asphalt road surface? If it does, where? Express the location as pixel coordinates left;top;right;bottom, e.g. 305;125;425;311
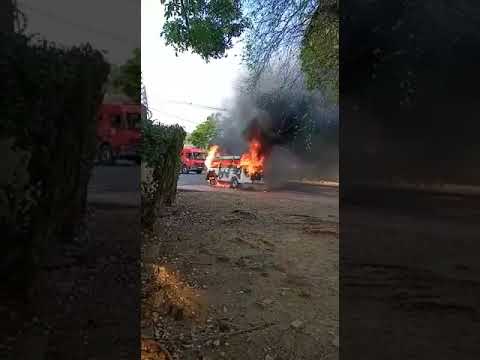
89;164;194;194
88;161;140;207
178;172;339;207
177;172;206;186
87;166;338;207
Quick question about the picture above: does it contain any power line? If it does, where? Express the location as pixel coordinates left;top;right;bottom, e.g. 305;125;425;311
157;99;229;112
18;1;138;46
149;104;208;125
148;106;201;125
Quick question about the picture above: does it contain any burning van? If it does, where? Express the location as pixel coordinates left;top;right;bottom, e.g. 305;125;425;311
205;155;264;188
205;142;265;189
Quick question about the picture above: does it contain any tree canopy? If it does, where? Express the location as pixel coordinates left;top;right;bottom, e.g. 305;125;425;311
187;114;219;148
109;48;141;102
300;2;338;102
159;0;339;99
242;0;318;81
161;0;248;61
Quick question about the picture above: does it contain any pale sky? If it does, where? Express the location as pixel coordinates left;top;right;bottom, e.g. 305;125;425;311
19;0;140;64
19;0;245;133
141;0;246;133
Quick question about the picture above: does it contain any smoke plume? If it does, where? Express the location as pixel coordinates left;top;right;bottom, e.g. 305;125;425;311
214;64;338;185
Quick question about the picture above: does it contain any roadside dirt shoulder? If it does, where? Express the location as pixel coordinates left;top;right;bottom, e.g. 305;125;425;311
142;189;339;360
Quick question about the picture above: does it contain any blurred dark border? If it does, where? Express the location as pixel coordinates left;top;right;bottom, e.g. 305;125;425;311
1;1;140;358
340;1;480;358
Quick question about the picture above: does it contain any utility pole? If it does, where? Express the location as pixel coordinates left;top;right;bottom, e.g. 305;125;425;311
141;74;152;121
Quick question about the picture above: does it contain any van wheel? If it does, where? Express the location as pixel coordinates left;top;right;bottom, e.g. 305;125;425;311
181;164;189;174
230;177;239;189
209;177;217;186
99;144;114;165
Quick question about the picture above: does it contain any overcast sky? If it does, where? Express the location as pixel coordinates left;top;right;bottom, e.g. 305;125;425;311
141;0;246;132
19;0;140;64
19;0;245;133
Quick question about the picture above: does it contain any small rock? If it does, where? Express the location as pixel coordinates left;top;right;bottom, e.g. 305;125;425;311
222;306;228;313
213;339;221;347
263;298;273;305
298;290;311;298
290;320;303;329
217;256;230;263
265;355;274;360
219;320;230;332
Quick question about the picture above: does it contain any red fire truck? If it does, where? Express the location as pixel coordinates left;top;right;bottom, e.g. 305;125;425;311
96;103;142;165
180;146;207;174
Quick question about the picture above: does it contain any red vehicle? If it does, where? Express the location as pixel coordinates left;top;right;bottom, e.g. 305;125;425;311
96;103;142;165
180;146;207;174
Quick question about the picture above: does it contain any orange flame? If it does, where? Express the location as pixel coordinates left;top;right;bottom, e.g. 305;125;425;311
205;145;220;169
240;139;264;175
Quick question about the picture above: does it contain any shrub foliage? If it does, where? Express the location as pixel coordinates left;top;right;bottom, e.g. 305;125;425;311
0;33;109;291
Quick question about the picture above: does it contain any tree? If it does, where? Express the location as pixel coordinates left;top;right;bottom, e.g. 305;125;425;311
159;0;338;96
242;0;318;82
111;48;141;102
160;0;248;61
187;114;219;148
300;2;338;102
105;63;120;89
2;0;28;33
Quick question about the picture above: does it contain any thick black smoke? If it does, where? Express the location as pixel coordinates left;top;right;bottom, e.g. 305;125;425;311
214;66;338;184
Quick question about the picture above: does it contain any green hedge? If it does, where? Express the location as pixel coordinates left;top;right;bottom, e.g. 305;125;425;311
140;119;186;230
0;33;109;291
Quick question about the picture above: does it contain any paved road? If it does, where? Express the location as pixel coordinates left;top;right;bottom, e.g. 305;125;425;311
177;172;339;206
88;161;140;207
87;167;338;207
87;165;201;207
178;172;206;186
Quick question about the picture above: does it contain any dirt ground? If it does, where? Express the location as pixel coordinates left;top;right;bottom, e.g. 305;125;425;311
3;205;140;360
141;187;339;360
341;190;480;359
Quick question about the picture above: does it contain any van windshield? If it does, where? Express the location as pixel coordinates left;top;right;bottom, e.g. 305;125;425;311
192;152;206;160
